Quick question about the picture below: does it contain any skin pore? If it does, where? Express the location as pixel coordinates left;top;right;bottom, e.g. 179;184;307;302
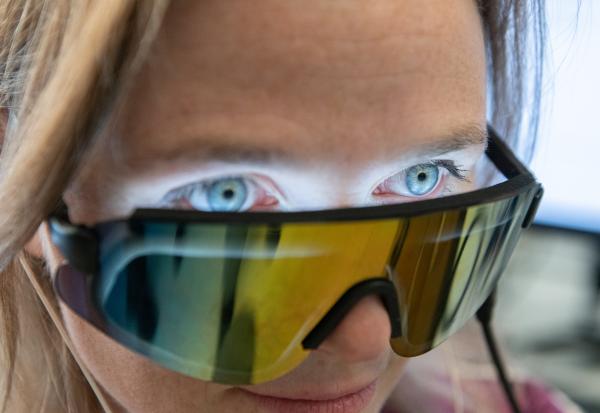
38;0;487;412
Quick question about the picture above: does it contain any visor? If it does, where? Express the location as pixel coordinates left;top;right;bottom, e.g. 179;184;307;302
49;127;543;385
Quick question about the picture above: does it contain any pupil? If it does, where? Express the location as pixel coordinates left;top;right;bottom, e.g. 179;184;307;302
417;172;427;181
223;188;235;199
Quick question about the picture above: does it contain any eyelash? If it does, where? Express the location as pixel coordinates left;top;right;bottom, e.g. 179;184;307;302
430;160;469;181
159;160;469;211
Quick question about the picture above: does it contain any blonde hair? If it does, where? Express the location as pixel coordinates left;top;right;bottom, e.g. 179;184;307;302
0;1;545;412
0;1;169;411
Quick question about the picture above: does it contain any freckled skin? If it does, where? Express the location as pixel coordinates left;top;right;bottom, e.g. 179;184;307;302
55;1;487;412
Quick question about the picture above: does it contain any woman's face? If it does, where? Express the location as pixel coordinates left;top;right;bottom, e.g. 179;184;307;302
56;1;486;412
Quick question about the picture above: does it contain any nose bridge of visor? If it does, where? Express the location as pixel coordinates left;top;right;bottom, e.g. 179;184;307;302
302;278;402;350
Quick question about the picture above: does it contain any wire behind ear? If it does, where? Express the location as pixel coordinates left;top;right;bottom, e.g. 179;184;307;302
477;291;523;413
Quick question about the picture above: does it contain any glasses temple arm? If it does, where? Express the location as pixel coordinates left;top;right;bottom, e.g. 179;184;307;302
476;289;523;413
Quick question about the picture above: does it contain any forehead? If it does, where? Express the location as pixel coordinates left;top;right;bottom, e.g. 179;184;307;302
111;0;486;168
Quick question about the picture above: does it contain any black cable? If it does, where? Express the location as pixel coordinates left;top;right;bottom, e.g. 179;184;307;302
476;291;523;413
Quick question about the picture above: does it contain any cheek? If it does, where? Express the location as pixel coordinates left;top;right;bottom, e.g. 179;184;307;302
59;300;410;413
59;303;227;413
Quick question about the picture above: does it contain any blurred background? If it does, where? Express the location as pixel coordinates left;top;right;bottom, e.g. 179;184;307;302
495;0;600;411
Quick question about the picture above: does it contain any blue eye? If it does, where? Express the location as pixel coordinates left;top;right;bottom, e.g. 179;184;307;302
206;178;248;211
160;175;282;211
405;164;440;195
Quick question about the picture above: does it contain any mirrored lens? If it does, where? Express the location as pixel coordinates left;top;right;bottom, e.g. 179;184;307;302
388;188;536;355
93;220;397;384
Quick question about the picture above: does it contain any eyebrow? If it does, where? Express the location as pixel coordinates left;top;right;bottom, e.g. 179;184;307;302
122;122;488;167
416;123;488;157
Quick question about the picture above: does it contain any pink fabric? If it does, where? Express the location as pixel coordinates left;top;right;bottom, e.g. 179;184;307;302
379;324;582;413
382;368;581;413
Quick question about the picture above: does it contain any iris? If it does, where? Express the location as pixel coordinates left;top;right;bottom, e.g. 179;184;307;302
405;164;439;196
207;178;248;211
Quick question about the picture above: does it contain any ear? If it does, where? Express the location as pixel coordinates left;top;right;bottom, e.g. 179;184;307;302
25;222;66;275
24;225;44;258
3;108;66;272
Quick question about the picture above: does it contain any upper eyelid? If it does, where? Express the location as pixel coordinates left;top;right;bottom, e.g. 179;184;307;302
159;154;469;203
428;160;469;180
204;163;453;186
159;147;474;185
160;160;470;202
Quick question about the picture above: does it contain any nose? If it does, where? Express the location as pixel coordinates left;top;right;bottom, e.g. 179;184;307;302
314;294;393;363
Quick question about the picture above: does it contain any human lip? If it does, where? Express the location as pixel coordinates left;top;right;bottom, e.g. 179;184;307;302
237;380;377;413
